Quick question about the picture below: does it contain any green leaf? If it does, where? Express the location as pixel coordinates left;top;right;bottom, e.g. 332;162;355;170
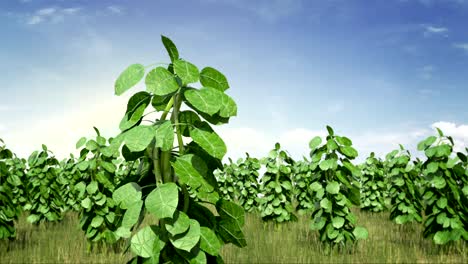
145;67;179;96
81;197;92;209
326;181;340;194
165;211;190;236
91;216;104;228
219;93;237;118
190;126;226;160
131;226;161;258
184;87;222;116
161;35;179;62
434;230;450;244
436;197;448;209
353;226;368;240
309;136;322;150
146;182;179;219
122;200;143;228
200;227;222;256
417;136;437;151
340;146;358;159
86;181;98;195
115;64;145;96
320;198;332;211
119;91;152;131
174;59;199;84
124;126;155;152
332;216;345;229
170;219;201;252
319;159;337;171
178;111;201;137
113;182;142;209
76;137;87;149
154;121;174;152
172;154;219;203
199;67;229;92
326;125;334;136
217;199;245;227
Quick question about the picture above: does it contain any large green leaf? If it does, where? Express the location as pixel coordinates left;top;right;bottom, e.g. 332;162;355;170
190;126;226;160
115;64;145;96
145;182;179;219
200;227;222;256
199;67;229;92
122;200;143;228
174;59;199;84
184;87;222;116
124;126;155;152
113;182;142;209
120;91;152;131
170;219;201;252
165;211;190;236
217;200;245;227
130;226;161;258
219;93;237;118
145;67;179;96
172;154;219;203
154;121;174;151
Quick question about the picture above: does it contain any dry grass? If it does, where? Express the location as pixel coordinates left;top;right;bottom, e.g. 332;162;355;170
1;210;467;263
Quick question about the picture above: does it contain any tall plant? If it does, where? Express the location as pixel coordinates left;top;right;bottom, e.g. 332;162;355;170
359;152;389;212
0;139;22;239
308;126;368;250
386;145;423;225
109;35;246;263
419;129;468;244
257;143;297;223
24;145;65;224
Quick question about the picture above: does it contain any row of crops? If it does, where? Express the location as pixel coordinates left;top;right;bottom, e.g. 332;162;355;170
1;35;468;263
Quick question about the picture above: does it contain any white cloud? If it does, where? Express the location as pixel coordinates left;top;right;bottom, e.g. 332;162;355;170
432;121;468;152
107;6;124;14
453;43;468;53
423;25;448;37
26;6;81;25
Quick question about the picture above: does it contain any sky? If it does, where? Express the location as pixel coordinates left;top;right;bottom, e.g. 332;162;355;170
0;0;467;163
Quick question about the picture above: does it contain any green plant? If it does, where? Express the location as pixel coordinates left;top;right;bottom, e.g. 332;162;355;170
109;35;245;263
0;139;22;239
308;126;368;250
74;128;127;245
386;145;424;225
257;143;297;223
24;144;65;224
418;129;468;244
293;157;318;215
216;153;261;212
359;152;389;212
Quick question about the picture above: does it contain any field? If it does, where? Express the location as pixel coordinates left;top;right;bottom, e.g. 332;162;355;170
1;210;467;264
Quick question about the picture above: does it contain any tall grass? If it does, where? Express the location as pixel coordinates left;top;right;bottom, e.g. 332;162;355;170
1;210;467;263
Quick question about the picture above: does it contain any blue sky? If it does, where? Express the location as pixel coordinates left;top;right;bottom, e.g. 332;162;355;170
0;0;467;162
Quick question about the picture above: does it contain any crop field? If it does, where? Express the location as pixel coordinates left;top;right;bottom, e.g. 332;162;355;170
1;211;466;263
1;35;467;264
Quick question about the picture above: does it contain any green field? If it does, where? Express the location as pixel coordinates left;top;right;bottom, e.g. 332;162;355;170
1;210;467;263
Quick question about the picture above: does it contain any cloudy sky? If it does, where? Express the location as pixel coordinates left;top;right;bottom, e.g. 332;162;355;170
0;0;467;163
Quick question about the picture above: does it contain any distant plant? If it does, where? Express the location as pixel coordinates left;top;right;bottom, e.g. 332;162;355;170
0;139;22;239
386;145;423;225
110;35;246;263
359;152;389;212
216;153;261;212
308;126;368;250
24;144;65;224
419;129;468;244
293;157;318;215
257;143;297;224
74;128;127;245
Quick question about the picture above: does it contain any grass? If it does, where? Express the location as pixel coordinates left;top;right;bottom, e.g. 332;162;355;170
1;210;467;263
